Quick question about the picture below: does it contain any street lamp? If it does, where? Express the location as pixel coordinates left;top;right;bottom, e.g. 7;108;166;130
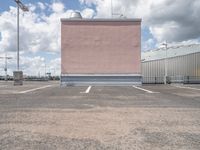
14;0;29;85
162;42;168;85
14;0;29;71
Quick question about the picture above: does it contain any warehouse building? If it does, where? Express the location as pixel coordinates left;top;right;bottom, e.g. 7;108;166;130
142;44;200;84
61;12;142;86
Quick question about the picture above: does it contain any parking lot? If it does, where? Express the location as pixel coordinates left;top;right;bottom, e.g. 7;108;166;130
0;81;200;150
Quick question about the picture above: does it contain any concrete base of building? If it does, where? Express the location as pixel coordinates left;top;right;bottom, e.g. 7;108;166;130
60;74;142;86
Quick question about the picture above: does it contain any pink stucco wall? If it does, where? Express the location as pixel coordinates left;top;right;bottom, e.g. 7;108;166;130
61;20;141;74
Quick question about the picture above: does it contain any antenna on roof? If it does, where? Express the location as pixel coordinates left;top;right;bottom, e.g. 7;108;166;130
111;0;125;18
111;0;113;18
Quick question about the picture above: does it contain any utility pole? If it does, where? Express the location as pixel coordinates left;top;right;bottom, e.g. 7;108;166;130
0;54;12;81
162;42;168;85
44;59;47;77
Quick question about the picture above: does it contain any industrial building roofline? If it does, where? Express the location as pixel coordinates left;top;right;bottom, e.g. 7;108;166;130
61;18;142;22
141;44;200;62
143;44;200;53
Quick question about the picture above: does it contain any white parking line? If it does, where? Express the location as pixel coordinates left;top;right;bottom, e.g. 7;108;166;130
133;86;159;94
81;86;92;94
0;85;8;88
83;104;95;107
17;85;53;94
172;85;200;91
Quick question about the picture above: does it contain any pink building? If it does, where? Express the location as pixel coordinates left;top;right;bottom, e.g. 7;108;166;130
61;15;142;86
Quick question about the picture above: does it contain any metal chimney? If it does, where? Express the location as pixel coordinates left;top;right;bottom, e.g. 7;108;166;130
70;11;82;19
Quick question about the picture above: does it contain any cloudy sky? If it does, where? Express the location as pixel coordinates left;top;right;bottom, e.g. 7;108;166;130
0;0;200;76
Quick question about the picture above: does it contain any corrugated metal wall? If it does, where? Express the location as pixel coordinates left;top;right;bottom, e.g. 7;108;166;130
142;52;200;84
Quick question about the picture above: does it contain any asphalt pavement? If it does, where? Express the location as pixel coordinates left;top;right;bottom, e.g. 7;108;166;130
0;81;200;150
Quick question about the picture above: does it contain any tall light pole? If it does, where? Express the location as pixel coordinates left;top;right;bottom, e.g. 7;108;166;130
14;0;29;71
14;0;28;85
162;42;168;85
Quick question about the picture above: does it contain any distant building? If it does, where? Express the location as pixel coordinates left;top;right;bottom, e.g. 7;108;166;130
142;44;200;84
60;12;142;86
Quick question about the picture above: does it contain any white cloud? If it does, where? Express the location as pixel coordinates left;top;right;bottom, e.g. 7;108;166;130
51;2;65;13
37;2;46;10
81;8;95;18
143;38;157;51
17;56;60;76
49;58;61;76
0;2;67;76
0;4;71;54
0;2;96;54
0;52;61;76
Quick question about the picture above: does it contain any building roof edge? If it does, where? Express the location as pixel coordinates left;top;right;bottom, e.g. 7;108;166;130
60;18;142;22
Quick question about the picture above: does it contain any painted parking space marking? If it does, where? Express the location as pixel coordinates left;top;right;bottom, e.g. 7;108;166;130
0;85;8;88
172;85;200;91
16;85;53;94
133;86;159;94
83;104;95;107
80;86;92;94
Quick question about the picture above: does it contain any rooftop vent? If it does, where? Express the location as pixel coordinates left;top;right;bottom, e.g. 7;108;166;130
70;12;82;19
